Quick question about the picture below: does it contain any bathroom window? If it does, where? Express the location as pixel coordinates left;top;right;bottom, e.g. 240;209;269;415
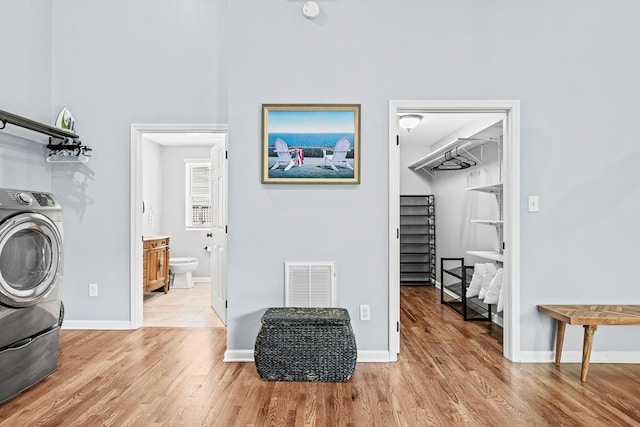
185;160;212;229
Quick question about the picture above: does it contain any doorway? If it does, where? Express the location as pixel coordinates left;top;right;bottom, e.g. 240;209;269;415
388;100;521;361
130;124;228;329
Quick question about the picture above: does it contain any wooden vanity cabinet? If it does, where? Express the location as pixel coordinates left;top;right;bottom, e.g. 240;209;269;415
143;237;170;293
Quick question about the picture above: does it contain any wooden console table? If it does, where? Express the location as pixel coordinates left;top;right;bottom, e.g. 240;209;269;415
538;305;640;382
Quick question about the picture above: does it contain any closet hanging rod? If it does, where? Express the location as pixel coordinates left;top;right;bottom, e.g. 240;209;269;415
408;137;497;172
0;109;79;141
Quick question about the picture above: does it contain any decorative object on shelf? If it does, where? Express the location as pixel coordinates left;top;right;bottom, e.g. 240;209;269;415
262;104;360;184
465;263;485;298
399;195;435;286
497;285;504;312
483;268;503;305
398;114;422;132
302;1;320;19
54;107;75;131
0;109;92;163
478;262;497;300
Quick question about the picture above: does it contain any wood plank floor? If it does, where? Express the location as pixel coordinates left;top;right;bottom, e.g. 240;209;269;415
1;286;638;426
144;282;224;328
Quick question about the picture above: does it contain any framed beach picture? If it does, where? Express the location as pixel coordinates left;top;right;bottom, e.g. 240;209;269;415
262;104;361;184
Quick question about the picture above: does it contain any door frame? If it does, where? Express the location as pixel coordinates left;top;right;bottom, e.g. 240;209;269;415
388;100;521;362
130;123;228;329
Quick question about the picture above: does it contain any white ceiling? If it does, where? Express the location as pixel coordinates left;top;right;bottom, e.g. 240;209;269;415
398;113;503;148
142;132;223;146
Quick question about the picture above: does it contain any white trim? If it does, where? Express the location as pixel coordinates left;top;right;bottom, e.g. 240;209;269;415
62;320;132;330
130;124;228;331
224;350;254;362
388;100;521;363
223;349;392;363
388;103;400;361
357;350;391;362
519;351;640;364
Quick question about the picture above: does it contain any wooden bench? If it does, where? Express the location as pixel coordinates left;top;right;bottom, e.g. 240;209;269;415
537;305;640;382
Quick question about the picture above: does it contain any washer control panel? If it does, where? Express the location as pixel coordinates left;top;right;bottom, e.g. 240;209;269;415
32;192;57;207
0;189;60;209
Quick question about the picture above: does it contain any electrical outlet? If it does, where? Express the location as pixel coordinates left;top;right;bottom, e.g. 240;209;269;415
359;304;370;321
528;195;539;212
89;283;98;297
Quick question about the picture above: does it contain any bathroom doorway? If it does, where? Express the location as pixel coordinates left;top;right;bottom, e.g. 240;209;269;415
130;124;228;329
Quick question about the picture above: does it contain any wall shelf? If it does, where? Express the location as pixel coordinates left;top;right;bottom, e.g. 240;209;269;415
466;182;504;264
465;182;503;194
470;219;503;226
0;109;92;162
466;250;504;263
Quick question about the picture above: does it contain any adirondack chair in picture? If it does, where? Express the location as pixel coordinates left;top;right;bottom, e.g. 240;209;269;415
270;138;296;171
322;137;353;171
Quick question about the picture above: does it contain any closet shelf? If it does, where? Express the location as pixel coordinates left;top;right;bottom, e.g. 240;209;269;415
470;219;503;226
466;250;504;263
466;182;503;193
0;109;92;162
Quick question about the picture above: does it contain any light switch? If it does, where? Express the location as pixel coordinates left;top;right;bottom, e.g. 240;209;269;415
528;196;539;212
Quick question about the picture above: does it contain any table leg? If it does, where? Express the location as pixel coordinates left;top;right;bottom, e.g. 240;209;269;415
581;325;598;382
555;321;566;365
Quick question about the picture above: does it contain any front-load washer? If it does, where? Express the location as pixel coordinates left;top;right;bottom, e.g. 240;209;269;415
0;188;64;404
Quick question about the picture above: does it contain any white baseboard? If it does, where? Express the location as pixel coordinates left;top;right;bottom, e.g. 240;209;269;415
519;351;640;364
62;320;133;330
192;276;211;283
357;350;391;362
223;349;392;363
224;350;254;362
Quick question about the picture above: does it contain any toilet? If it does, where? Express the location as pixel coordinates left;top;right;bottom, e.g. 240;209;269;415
169;257;199;289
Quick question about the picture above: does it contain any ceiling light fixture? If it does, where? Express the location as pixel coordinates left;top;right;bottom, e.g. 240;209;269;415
398;114;423;132
302;1;320;19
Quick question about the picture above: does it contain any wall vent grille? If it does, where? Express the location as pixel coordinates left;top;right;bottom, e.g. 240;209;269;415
284;261;336;307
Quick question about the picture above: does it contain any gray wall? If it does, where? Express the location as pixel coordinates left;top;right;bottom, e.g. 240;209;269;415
2;1;638;358
227;1;640;354
49;0;226;321
399;144;432;196
160;145;212;279
0;0;52;191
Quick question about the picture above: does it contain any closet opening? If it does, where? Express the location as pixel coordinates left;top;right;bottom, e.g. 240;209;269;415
388;100;521;362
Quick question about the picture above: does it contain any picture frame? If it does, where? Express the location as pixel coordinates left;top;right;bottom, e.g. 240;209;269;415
262;104;361;184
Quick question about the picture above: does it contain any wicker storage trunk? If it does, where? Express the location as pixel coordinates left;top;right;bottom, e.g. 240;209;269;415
254;307;357;382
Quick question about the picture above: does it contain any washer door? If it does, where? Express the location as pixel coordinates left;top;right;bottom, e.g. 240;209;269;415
0;213;62;307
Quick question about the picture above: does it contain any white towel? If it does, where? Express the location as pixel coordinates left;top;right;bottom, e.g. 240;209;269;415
483;268;503;304
465;263;485;298
478;263;497;300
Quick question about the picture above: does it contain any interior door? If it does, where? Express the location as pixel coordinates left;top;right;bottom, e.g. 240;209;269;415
210;137;227;324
